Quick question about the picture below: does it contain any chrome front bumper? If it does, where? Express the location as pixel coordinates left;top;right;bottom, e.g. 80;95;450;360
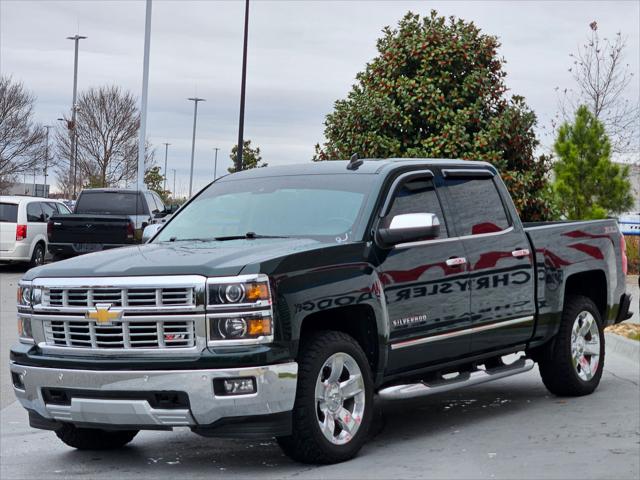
10;362;297;428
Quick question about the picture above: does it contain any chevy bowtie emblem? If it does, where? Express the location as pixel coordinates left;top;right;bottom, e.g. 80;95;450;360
86;303;122;324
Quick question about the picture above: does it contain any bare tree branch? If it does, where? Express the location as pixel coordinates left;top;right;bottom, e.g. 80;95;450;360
557;22;640;156
0;75;47;189
55;85;154;194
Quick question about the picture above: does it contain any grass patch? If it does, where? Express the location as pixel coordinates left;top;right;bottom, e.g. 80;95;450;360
606;323;640;341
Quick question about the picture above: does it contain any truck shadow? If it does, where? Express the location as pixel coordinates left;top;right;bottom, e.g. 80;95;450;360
51;372;573;475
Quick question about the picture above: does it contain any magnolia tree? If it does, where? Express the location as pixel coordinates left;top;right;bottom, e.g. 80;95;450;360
314;11;553;221
227;140;267;173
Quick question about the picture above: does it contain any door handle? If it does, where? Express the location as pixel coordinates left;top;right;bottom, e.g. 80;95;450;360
511;248;530;258
446;257;467;267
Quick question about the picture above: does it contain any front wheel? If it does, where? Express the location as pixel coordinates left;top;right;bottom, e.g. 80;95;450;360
538;295;605;396
277;331;373;464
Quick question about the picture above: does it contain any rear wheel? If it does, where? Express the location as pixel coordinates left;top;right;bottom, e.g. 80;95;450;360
29;243;45;268
277;331;373;464
55;424;138;450
538;295;605;396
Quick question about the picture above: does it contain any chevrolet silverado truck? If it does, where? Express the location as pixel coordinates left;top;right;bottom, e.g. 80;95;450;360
47;188;167;258
11;159;633;464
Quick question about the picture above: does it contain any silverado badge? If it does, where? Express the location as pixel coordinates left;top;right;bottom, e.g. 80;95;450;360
86;303;122;325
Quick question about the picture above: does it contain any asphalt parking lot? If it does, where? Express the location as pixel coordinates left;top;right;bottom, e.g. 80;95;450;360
1;266;639;479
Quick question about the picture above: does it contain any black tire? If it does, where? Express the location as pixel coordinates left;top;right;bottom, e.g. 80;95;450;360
277;331;373;464
55;424;138;450
537;294;605;396
29;243;45;268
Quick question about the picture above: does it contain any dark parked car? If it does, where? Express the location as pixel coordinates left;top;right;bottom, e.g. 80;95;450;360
12;159;632;464
47;188;166;258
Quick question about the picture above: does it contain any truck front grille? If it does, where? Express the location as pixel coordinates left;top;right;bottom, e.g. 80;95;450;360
43;319;196;349
44;287;195;308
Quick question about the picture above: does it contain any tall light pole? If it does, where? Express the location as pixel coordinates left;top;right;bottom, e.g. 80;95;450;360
187;97;205;197
137;0;153;191
236;0;250;172
213;147;220;180
43;125;52;196
66;34;87;199
162;142;170;191
172;169;177;199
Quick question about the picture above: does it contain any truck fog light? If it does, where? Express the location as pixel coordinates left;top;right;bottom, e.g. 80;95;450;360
11;371;25;390
214;377;256;396
17;317;33;340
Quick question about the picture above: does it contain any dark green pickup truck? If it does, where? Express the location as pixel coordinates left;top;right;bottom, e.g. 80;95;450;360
11;159;632;464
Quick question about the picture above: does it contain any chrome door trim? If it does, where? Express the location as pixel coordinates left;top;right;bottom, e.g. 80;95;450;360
394;226;514;250
390;316;534;350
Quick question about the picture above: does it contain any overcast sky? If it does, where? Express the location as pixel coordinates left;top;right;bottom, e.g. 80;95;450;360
1;0;639;196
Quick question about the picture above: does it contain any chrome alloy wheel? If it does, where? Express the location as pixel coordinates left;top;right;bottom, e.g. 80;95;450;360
315;352;366;445
570;311;601;381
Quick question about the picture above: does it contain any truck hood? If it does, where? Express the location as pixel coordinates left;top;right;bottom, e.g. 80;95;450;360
24;238;328;280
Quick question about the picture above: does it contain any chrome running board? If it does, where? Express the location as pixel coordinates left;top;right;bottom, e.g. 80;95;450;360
378;358;535;400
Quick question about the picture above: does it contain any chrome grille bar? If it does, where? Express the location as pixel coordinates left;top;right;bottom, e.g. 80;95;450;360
43;318;196;349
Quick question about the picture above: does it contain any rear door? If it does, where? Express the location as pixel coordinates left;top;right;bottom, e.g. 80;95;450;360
26;202;46;249
0;202;19;251
378;171;471;372
441;169;535;353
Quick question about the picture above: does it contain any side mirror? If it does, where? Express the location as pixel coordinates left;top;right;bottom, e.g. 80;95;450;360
376;213;440;248
142;223;162;243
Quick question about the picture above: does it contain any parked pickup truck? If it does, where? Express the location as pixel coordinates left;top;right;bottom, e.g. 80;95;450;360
11;159;632;464
47;188;166;258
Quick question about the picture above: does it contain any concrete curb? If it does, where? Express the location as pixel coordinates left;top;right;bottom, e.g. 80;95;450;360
605;332;640;362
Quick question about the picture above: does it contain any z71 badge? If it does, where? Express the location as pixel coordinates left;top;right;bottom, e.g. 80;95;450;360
392;314;428;329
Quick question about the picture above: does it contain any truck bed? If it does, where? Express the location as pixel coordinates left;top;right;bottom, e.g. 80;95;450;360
524;218;626;340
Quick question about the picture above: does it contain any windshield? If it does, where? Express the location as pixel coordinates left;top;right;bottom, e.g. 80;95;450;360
0;203;18;222
75;192;145;215
155;174;375;243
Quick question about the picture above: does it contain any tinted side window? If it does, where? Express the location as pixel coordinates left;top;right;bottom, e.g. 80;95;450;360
41;202;57;221
387;177;447;239
26;203;44;222
0;203;18;222
444;178;510;236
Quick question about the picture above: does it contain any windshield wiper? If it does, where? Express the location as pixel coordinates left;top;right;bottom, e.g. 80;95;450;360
167;232;290;243
214;232;290;241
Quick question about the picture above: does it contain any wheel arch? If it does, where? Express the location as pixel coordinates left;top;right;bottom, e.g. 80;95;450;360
298;304;383;384
563;269;607;319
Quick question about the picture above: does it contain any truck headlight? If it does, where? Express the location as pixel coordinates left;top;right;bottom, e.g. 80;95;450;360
207;275;271;306
208;313;273;345
17;284;31;306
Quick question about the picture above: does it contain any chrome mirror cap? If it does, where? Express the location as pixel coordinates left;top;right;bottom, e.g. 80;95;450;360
389;212;440;230
142;223;162;243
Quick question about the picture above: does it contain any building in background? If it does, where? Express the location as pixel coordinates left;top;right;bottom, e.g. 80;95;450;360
2;182;50;198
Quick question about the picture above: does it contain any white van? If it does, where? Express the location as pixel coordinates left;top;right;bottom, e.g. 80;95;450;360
0;196;71;267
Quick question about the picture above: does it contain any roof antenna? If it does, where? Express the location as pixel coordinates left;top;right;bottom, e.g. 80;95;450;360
346;152;363;171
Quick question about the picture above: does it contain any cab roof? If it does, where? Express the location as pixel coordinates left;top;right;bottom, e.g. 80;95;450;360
218;158;495;181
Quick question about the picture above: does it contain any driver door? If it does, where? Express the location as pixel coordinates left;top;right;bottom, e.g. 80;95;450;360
376;172;471;373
